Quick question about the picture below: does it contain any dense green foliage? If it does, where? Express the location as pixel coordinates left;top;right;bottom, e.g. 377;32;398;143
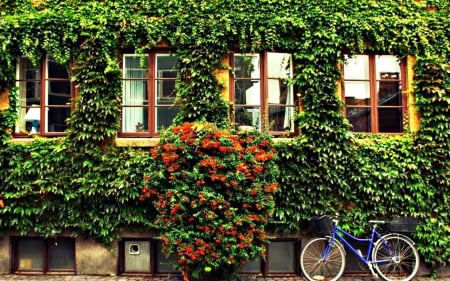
0;0;449;274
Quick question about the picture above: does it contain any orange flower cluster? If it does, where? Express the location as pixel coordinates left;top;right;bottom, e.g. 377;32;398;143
141;122;279;279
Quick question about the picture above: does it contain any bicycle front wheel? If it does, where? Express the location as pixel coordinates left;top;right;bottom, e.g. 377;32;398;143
300;237;346;281
372;234;419;281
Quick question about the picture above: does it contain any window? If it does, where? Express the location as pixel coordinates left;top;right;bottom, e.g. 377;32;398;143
231;52;296;134
119;239;177;274
15;56;73;136
121;53;179;136
241;239;300;276
343;54;406;133
11;237;75;273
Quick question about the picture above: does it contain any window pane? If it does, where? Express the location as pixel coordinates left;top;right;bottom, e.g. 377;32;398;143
375;55;400;80
235;106;260;128
344;55;369;80
156;80;176;103
269;105;294;132
122;107;148;132
47;58;69;79
47;107;70;132
124;241;151;272
234;54;260;78
156;54;177;104
241;259;261;273
48;81;71;105
267;52;292;78
379;108;403;133
124;55;148;78
18;57;39;80
156;54;177;71
344;81;370;105
123;80;148;105
347;107;371;132
155;242;178;273
48;238;75;270
268;241;295;273
17;239;44;271
234;80;260;105
156;106;179;131
378;80;401;106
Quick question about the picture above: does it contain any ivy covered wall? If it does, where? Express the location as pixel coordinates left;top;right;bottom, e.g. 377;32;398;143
0;0;449;271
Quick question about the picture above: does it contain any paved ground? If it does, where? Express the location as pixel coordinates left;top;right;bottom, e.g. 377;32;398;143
0;275;450;281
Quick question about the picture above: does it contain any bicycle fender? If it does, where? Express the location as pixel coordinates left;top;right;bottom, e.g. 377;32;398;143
377;233;416;246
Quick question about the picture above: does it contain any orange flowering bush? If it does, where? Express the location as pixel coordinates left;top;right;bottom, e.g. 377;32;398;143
141;122;279;280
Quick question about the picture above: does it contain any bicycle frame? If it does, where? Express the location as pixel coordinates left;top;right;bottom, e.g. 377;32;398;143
323;223;397;271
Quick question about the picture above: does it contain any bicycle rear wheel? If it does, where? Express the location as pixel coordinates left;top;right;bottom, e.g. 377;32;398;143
372;234;419;281
300;237;346;281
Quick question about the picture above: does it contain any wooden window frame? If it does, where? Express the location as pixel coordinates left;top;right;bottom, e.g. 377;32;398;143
240;238;301;277
230;51;298;136
14;56;74;137
342;54;407;133
119;51;179;137
11;236;76;274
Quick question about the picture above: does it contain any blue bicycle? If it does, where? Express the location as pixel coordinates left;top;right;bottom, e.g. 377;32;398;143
300;214;419;281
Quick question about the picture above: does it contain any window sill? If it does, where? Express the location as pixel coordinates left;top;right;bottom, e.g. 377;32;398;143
115;138;160;147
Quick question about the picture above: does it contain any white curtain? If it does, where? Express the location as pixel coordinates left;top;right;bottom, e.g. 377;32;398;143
123;55;147;132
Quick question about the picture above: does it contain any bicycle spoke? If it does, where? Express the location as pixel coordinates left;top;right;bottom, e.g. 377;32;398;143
301;238;345;281
372;235;419;281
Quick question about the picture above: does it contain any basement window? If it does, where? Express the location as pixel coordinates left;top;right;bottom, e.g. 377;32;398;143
11;237;75;273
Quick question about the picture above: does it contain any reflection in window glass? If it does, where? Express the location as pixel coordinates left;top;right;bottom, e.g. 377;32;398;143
343;54;404;133
268;241;295;273
155;241;178;273
15;56;72;135
48;238;75;270
267;52;294;132
347;107;371;132
344;55;369;79
122;55;149;133
17;239;44;271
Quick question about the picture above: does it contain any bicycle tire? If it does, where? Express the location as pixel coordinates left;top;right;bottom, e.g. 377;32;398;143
371;233;420;281
300;237;346;281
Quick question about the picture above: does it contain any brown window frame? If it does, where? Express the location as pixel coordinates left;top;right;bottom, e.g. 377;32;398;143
230;51;298;136
14;55;74;137
11;236;76;274
119;51;179;137
342;54;407;133
240;238;301;276
118;238;178;275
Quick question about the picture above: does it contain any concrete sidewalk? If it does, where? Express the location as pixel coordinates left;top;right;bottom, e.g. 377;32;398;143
0;275;450;281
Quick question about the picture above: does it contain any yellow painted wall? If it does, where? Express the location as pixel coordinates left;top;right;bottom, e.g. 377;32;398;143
407;55;421;132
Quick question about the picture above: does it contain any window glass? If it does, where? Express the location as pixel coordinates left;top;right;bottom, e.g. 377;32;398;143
344;55;369;80
122;55;149;133
344;81;371;105
155;241;178;273
48;238;75;270
17;239;44;271
155;54;178;132
347;107;371;132
156;54;177;103
232;52;295;134
379;108;402;133
16;56;72;135
267;52;294;132
121;53;179;135
241;258;261;273
268;241;295;273
234;54;260;79
343;54;404;133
